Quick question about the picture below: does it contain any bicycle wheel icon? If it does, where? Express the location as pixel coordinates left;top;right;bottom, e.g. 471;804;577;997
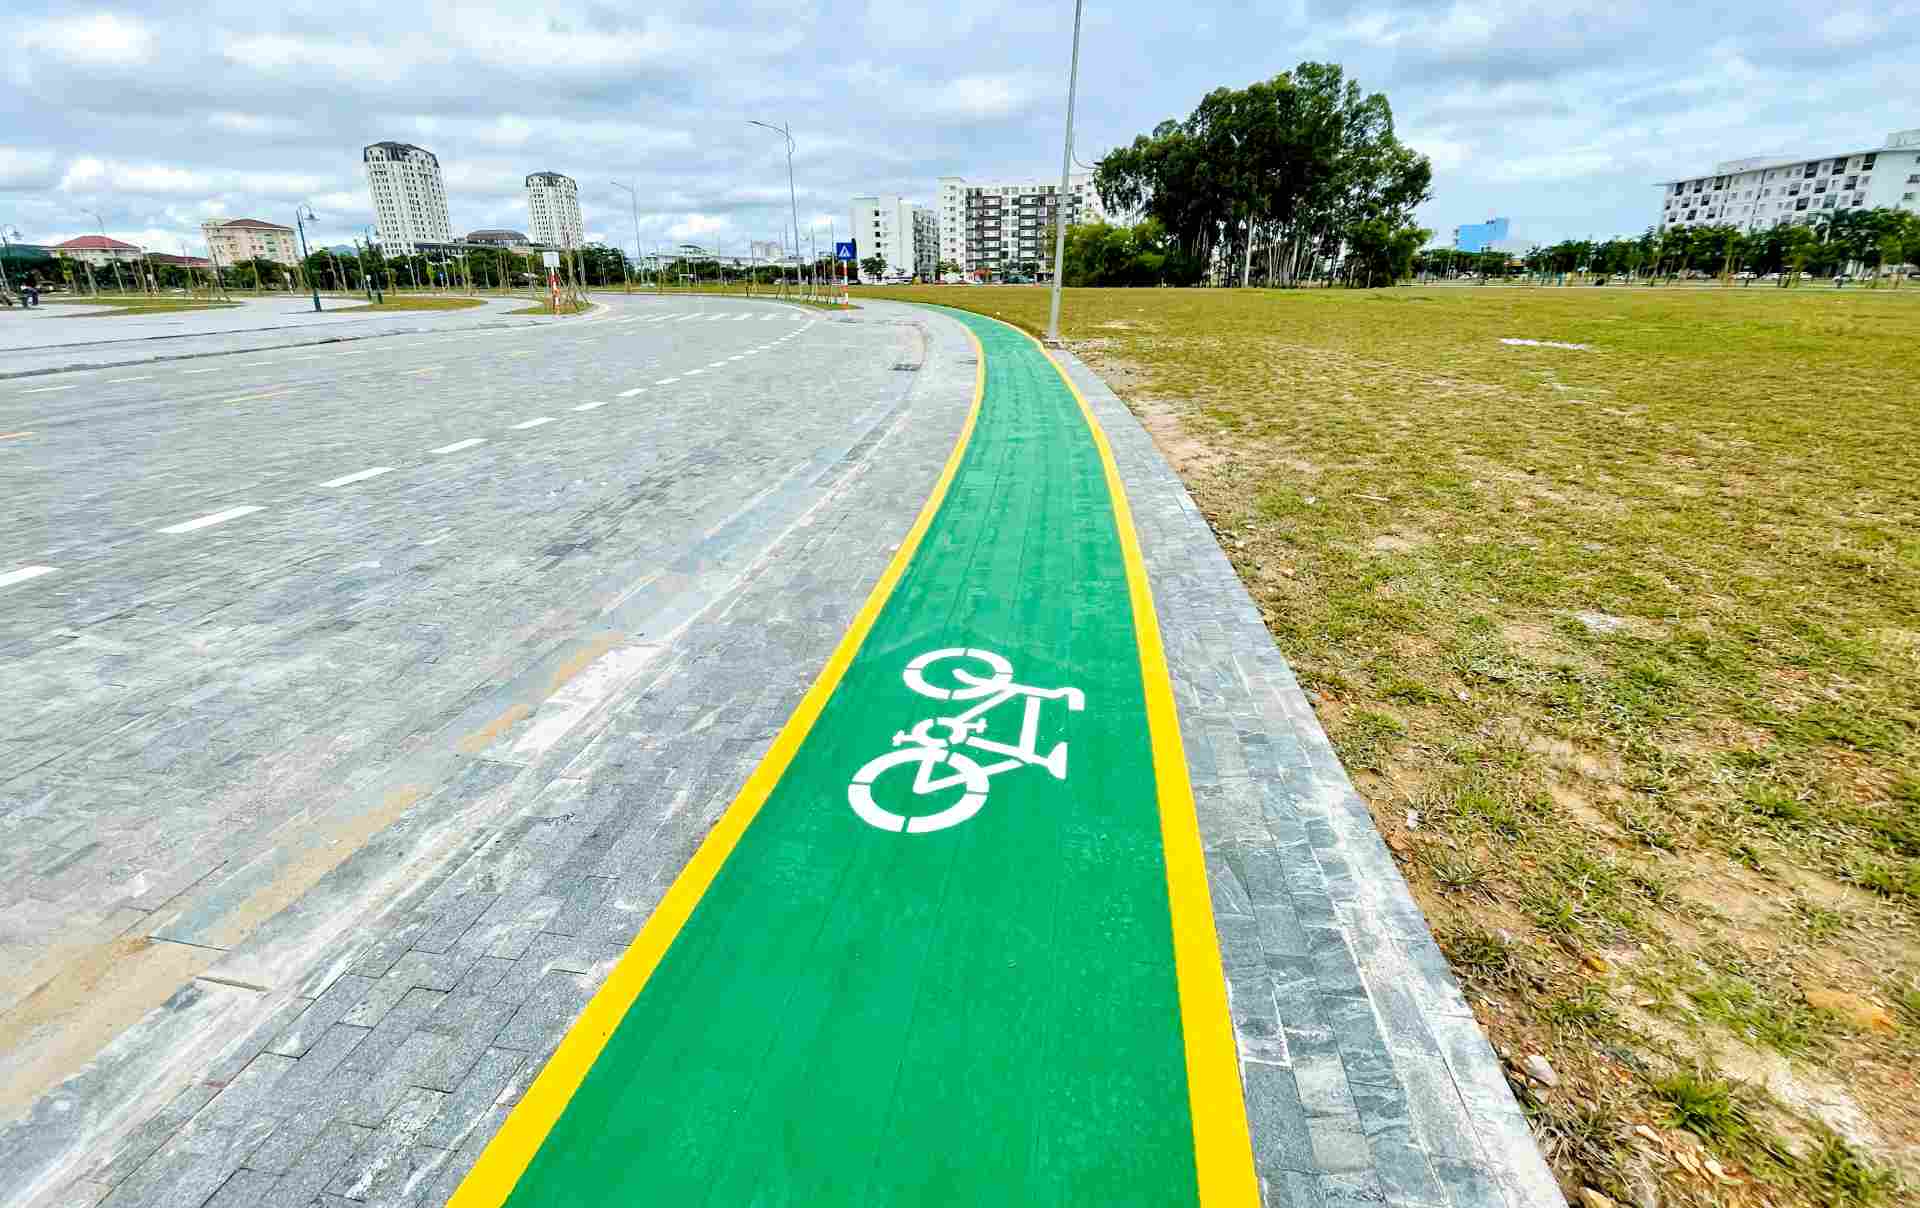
849;746;990;834
902;648;1012;701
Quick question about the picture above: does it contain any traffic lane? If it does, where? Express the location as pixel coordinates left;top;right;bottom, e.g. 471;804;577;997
0;306;919;1001
0;307;821;567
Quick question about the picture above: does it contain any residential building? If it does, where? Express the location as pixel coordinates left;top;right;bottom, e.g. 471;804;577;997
1452;217;1510;253
525;172;583;249
147;252;213;270
50;235;143;266
936;174;1107;277
201;218;299;268
1657;127;1920;232
363;141;452;255
847;194;940;280
466;228;536;254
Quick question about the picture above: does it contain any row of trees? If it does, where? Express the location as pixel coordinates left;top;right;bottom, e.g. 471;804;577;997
1413;208;1920;282
1094;62;1433;287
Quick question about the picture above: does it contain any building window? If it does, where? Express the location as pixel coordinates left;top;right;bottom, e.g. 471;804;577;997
1862;154;1877;169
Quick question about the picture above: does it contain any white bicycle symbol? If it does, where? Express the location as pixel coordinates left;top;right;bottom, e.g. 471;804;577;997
848;647;1085;834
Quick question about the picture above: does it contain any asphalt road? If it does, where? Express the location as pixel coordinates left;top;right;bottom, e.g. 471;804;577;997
0;293;976;1205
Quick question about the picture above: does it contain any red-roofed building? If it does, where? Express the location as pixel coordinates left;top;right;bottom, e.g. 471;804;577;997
52;234;145;266
147;252;214;270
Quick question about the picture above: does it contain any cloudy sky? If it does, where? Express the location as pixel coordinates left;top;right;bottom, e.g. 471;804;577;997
3;1;1915;256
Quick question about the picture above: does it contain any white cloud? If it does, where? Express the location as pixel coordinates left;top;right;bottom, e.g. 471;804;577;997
927;75;1040;120
24;12;153;65
668;213;726;241
0;147;59;189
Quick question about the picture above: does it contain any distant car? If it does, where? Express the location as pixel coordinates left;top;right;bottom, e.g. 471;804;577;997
1761;272;1781;280
1734;271;1756;279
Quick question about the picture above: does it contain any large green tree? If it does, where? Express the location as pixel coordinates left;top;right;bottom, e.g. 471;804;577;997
1095;62;1432;286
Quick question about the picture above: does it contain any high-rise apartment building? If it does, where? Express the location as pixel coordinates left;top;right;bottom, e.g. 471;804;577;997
525;172;583;249
847;194;939;280
201;218;299;267
1658;127;1920;233
936;174;1106;277
363;142;451;255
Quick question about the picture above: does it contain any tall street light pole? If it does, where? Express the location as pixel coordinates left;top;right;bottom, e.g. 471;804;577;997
1045;0;1086;345
84;208;130;295
749;119;804;294
294;204;321;312
611;181;644;292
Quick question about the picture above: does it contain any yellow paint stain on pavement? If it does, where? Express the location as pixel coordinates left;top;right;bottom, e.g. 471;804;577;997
0;937;218;1116
545;634;626;697
458;703;532;754
202;785;427;949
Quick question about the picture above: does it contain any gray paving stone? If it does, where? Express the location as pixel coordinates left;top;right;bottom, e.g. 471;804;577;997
419;1048;526;1150
1244;1061;1316;1177
266;1120;373;1203
199;1167;277;1207
1368;1139;1448;1206
494;969;590;1054
268;975;376;1058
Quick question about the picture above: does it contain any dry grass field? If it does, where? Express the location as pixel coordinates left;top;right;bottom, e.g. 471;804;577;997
865;282;1920;1207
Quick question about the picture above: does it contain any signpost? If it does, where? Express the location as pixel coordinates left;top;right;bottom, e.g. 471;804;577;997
543;250;561;314
835;239;855;307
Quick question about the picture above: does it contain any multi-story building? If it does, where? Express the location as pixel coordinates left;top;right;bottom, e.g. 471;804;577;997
936;174;1106;278
201;218;299;267
1452;217;1510;253
465;228;535;253
363;141;452;255
846;194;940;280
50;235;143;266
525;172;583;249
1658;127;1920;233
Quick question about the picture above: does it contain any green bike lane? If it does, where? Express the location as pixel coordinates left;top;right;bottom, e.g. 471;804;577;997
454;308;1257;1207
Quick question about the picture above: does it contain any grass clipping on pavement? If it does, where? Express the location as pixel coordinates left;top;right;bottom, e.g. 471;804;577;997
866;283;1920;1207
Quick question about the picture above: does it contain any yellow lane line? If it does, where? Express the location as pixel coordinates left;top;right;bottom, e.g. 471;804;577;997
449;329;989;1208
1016;321;1262;1208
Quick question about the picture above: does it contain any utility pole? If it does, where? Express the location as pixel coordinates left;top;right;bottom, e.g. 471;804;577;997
1045;0;1086;344
84;209;129;295
750;119;804;298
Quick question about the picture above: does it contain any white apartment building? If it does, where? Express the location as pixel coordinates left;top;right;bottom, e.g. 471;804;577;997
847;194;939;280
200;218;299;268
1658;127;1920;233
937;173;1106;277
525;172;583;249
363;141;452;255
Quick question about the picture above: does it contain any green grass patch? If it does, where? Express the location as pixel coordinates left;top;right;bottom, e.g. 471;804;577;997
338;295;487;313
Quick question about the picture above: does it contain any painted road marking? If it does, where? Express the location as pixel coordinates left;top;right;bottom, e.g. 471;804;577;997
0;431;31;440
681;369;703;376
21;384;78;393
159;505;262;534
572;400;609;412
704;314;727;322
706;361;727;368
452;309;1260;1207
655;378;678;385
617;387;645;397
511;417;557;430
431;438;485;454
732;313;752;321
318;466;395;488
181;368;222;375
0;565;57;588
107;376;153;383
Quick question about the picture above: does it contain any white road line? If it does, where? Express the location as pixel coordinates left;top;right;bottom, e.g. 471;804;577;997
732;314;752;321
290;355;324;361
510;416;556;429
107;375;154;383
618;386;645;397
0;565;57;589
159;505;262;534
180;367;223;375
336;350;367;357
707;361;727;368
726;355;745;361
430;438;485;454
572;400;610;412
645;315;670;322
656;377;679;384
318;466;395;488
683;368;704;376
21;385;77;394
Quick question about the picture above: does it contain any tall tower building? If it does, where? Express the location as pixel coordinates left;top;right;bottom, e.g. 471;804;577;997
525;172;583;249
363;142;451;255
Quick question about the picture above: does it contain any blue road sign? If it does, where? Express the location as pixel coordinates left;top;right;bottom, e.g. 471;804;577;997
835;240;856;262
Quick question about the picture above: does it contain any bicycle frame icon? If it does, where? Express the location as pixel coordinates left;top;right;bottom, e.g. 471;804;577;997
848;648;1085;834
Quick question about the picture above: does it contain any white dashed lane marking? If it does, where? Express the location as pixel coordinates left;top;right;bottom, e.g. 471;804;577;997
618;387;645;397
159;505;262;534
683;369;704;376
510;417;556;430
107;376;153;383
656;377;679;385
430;438;485;454
0;565;57;589
318;466;395;488
21;385;77;394
572;400;609;412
